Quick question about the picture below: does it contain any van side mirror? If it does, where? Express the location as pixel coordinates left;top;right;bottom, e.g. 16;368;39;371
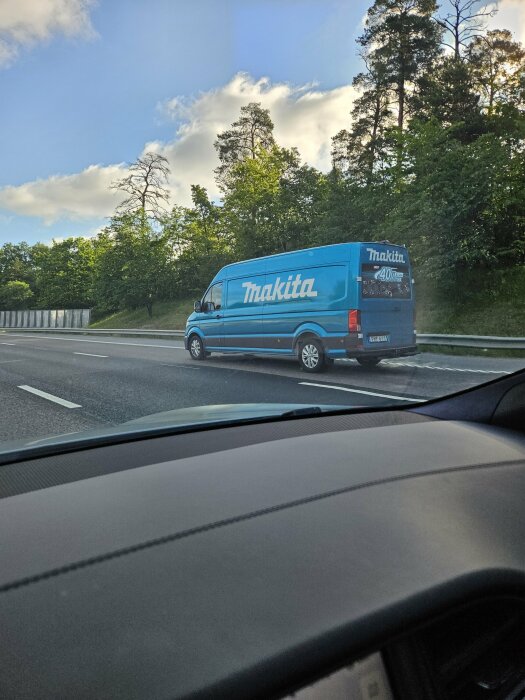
194;300;202;313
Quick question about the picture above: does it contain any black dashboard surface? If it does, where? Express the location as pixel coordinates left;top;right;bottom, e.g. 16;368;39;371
0;410;524;699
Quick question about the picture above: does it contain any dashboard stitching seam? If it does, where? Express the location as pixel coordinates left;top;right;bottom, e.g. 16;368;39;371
0;458;523;594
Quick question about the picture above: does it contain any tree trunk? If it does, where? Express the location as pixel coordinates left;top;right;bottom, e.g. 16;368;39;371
367;91;382;182
145;300;153;318
398;79;405;130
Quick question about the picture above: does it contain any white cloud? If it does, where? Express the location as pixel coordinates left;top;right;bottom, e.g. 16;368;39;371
0;73;357;223
0;164;124;224
150;73;357;204
487;0;525;44
0;0;96;67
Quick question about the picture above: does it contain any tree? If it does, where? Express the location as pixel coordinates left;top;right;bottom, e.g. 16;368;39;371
214;103;275;190
111;152;171;221
34;238;96;308
223;145;325;258
435;0;496;60
376;120;525;283
0;281;34;309
360;0;442;130
332;59;393;181
0;242;38;288
468;29;525;114
93;214;175;318
166;186;232;296
412;56;482;138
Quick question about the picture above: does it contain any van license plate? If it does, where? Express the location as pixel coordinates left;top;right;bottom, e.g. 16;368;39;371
369;334;389;343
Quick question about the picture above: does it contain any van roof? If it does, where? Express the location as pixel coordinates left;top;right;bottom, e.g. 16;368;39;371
218;241;407;274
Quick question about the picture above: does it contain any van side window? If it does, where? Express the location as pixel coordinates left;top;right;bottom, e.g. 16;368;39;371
203;283;223;310
212;283;223;310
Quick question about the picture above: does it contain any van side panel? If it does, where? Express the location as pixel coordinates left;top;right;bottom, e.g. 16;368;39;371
261;264;349;350
221;274;264;348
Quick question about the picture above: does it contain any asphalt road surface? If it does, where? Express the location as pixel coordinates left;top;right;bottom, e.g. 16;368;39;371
0;331;523;445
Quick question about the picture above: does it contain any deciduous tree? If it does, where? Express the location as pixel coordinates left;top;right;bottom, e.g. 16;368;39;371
111;152;171;222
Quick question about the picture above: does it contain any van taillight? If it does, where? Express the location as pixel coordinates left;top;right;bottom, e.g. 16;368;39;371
348;309;360;333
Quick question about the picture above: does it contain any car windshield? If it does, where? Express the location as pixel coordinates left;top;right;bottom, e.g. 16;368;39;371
0;0;524;452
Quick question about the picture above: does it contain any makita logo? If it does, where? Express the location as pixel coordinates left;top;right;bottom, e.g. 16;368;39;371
242;274;318;303
366;247;405;263
374;266;403;282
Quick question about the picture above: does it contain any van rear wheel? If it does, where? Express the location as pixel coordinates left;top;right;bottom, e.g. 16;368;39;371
188;334;206;361
357;357;381;368
299;339;326;373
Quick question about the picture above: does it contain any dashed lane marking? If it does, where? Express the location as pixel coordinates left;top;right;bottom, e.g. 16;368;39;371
74;352;109;358
18;385;81;409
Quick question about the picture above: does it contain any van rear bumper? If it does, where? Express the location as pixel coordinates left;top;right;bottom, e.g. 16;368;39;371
324;334;418;359
348;345;419;360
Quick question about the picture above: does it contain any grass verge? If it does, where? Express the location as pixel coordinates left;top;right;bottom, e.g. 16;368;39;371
90;299;194;330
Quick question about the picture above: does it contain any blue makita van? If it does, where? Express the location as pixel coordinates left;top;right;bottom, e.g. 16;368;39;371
185;242;417;372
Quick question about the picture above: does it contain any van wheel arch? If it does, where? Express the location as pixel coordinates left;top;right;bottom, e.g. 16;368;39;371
294;331;322;353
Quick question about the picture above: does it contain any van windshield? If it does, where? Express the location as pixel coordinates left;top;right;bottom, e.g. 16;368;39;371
361;263;412;299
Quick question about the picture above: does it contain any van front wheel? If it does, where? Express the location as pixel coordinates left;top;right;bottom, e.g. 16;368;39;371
299;339;326;373
188;334;206;361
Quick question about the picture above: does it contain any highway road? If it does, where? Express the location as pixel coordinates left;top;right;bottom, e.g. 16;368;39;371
0;331;523;445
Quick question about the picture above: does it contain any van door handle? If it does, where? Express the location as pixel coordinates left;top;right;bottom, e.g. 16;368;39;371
215;313;222;319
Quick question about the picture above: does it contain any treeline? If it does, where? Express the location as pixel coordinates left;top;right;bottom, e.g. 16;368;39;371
1;0;524;317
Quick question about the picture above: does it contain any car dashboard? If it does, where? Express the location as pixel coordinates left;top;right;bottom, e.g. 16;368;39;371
0;373;524;699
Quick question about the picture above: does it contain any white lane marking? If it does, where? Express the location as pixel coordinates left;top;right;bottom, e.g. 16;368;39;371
74;352;109;358
339;357;512;375
0;342;16;345
18;385;81;409
382;360;511;375
299;381;425;403
3;334;185;350
0;360;22;364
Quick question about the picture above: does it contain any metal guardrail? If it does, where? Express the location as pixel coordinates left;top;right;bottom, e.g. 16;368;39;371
416;334;525;350
0;327;185;338
1;327;524;349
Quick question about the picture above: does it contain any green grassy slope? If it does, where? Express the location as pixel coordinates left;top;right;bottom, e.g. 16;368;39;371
417;267;525;336
90;299;194;330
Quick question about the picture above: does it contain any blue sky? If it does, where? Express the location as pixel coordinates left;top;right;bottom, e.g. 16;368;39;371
0;0;367;244
0;0;522;245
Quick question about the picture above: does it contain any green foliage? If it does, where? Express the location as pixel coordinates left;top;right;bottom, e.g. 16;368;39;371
468;29;525;114
34;237;96;308
361;0;442;129
412;56;484;140
166;186;232;296
0;280;34;309
222;145;327;258
93;214;176;317
214;102;275;191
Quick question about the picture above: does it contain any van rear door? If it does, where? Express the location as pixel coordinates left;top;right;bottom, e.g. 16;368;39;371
359;246;414;350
